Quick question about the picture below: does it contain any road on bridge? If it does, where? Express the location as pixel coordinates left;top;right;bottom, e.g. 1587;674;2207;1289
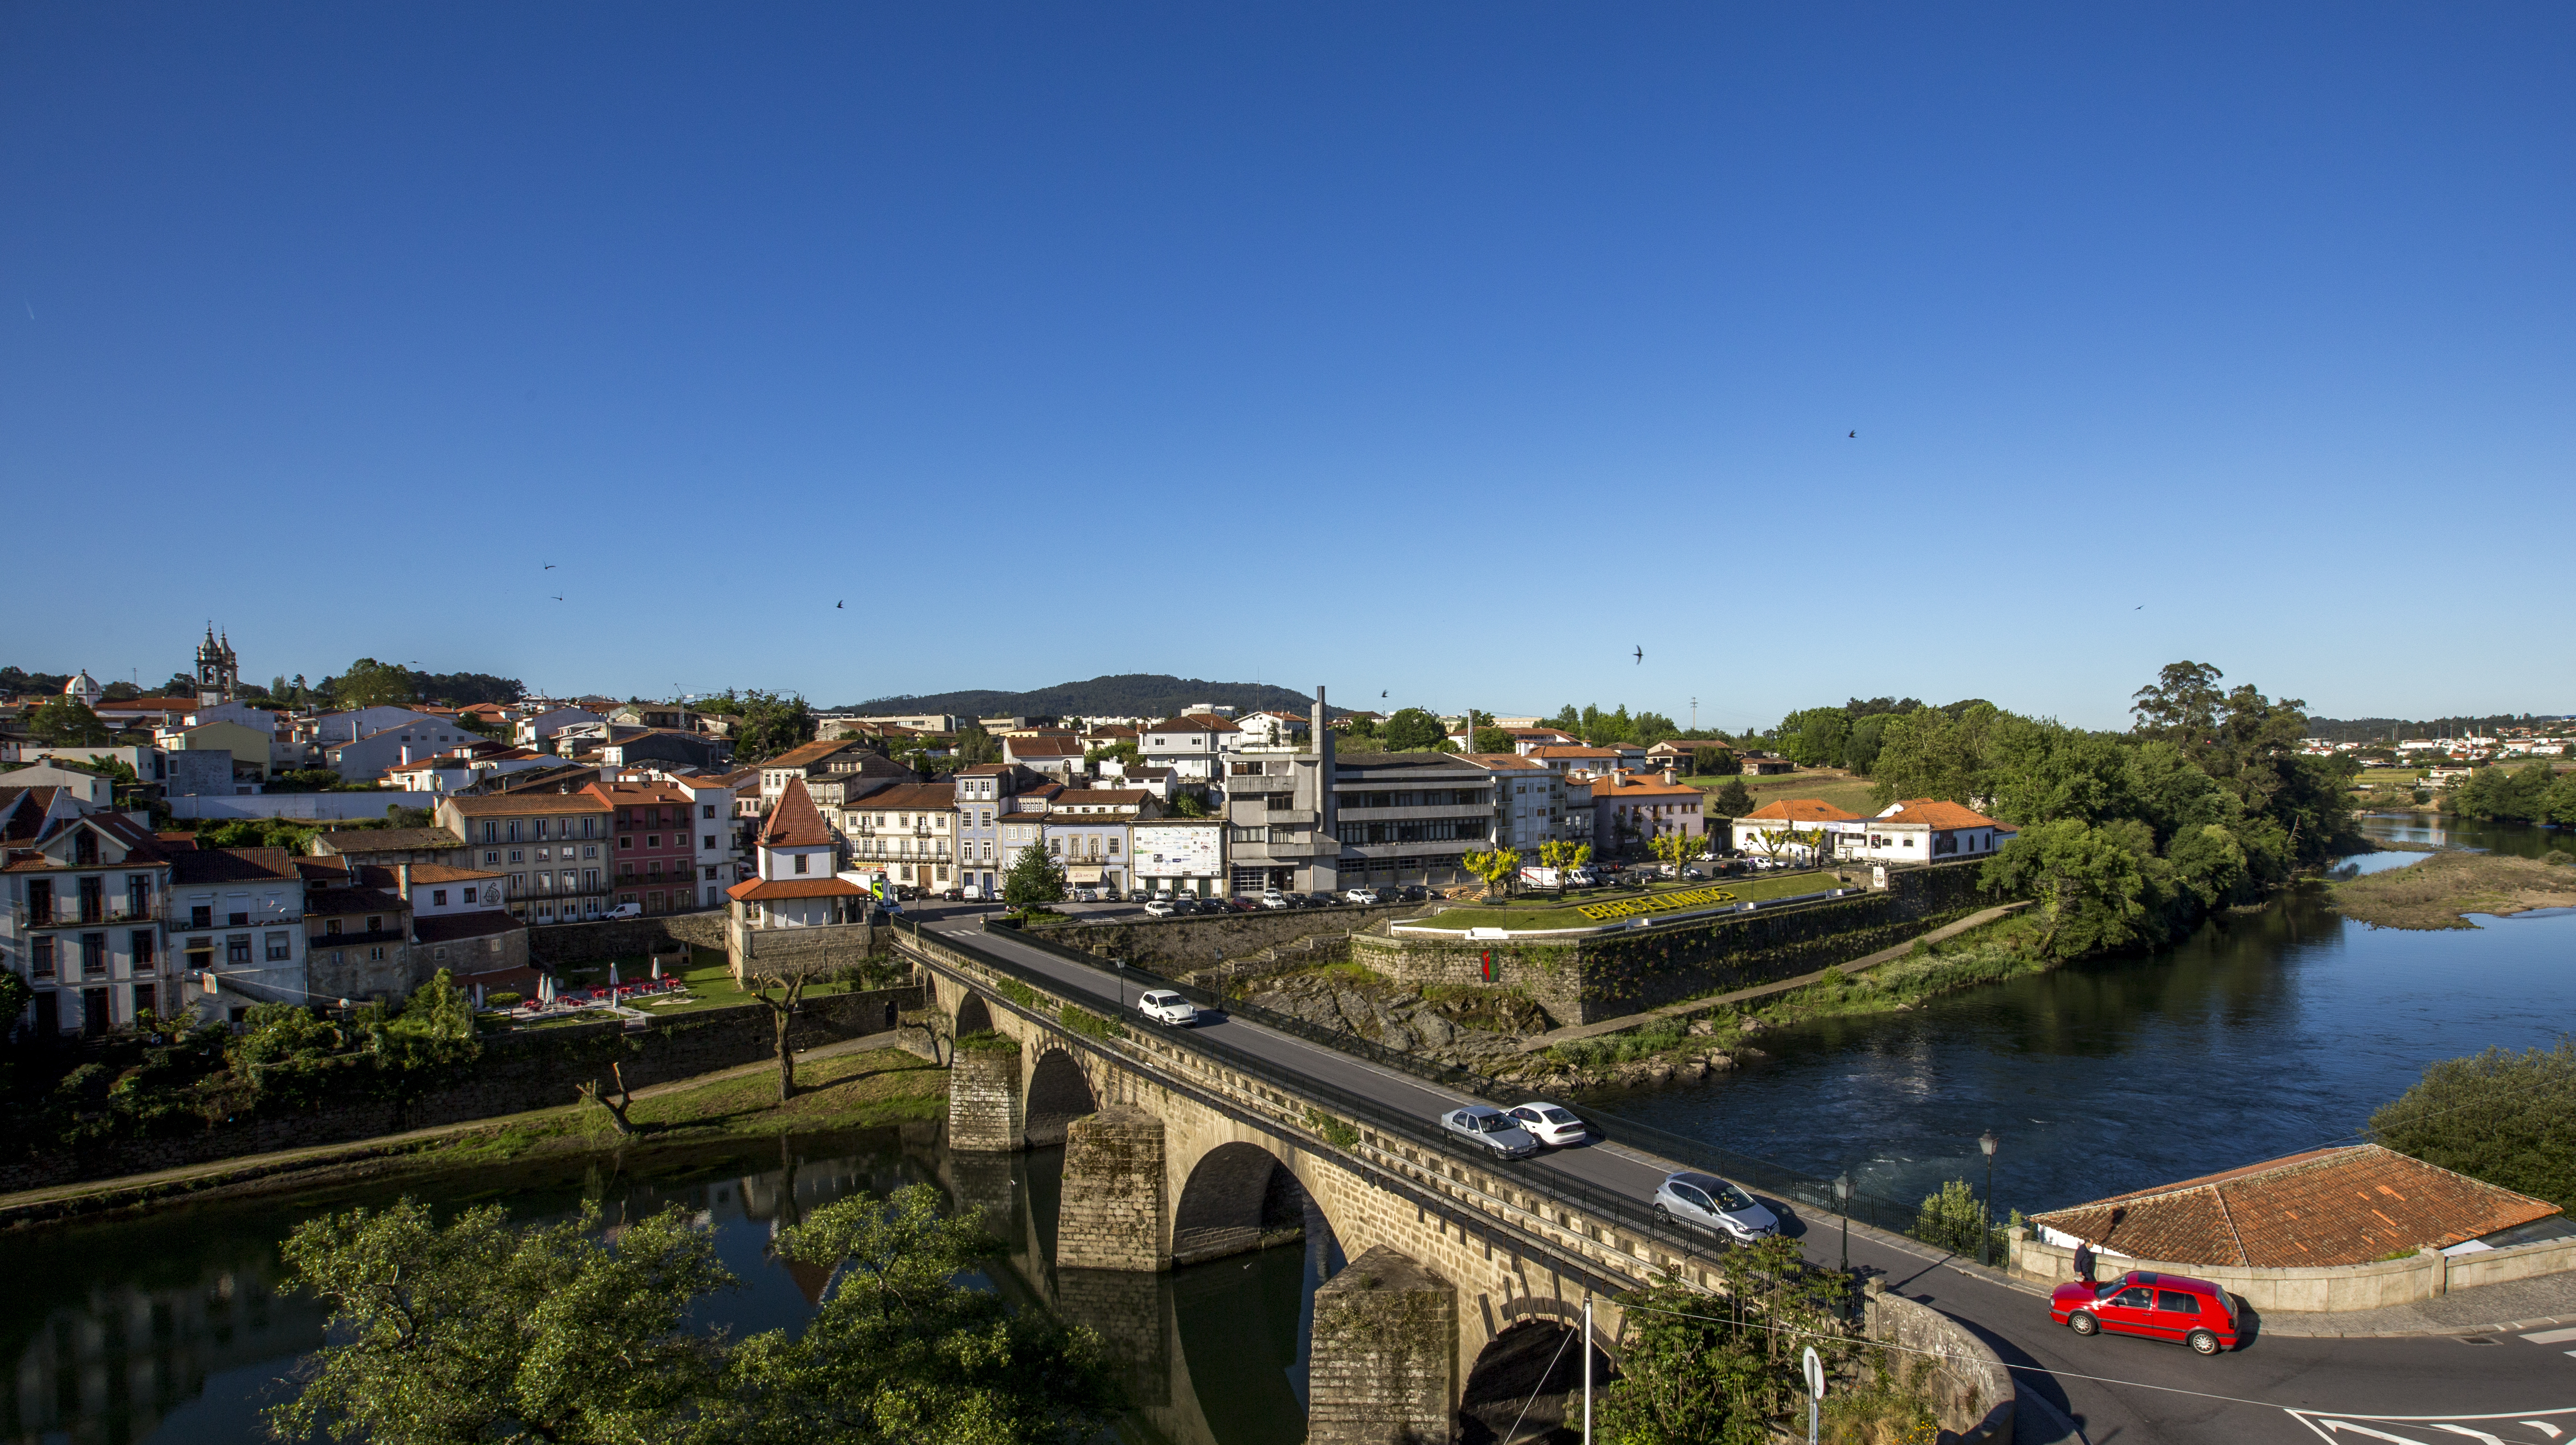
921;912;2573;1445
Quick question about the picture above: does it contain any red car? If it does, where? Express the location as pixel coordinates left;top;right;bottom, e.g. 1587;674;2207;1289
2050;1270;2241;1356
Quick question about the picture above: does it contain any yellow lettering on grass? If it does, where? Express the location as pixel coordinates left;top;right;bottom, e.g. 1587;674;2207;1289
1575;887;1738;922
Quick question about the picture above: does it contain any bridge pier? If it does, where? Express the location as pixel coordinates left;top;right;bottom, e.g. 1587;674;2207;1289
1053;1267;1173;1408
1057;1106;1170;1271
1308;1246;1457;1445
949;1037;1024;1152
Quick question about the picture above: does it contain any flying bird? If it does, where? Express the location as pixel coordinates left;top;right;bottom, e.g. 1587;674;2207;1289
544;563;556;570
836;600;843;609
1634;645;1644;664
1848;430;1856;438
551;594;564;602
1382;690;1388;699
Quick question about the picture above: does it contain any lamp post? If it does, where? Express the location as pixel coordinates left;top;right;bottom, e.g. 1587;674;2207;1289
1113;958;1128;1013
1832;1171;1853;1276
1978;1130;2000;1267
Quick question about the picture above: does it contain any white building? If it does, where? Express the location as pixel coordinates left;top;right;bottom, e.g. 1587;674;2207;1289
1141;713;1241;788
1837;800;2016;864
724;778;869;931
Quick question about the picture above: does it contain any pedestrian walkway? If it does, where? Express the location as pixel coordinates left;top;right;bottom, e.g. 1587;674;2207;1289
1515;901;2031;1054
0;1029;913;1224
2250;1268;2576;1338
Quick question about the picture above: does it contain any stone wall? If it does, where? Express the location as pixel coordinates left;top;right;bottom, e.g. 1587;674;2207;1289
1057;1106;1169;1270
1862;1282;2013;1444
727;918;886;979
1308;1245;1457;1445
1348;860;1994;1025
948;1039;1024;1153
1026;904;1421;974
0;986;922;1196
2008;1231;2576;1314
528;910;730;967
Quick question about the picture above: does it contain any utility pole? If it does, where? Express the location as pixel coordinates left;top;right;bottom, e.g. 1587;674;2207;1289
1690;696;1697;732
1582;1293;1593;1445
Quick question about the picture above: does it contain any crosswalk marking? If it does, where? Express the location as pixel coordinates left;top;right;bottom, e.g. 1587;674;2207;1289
2522;1328;2576;1345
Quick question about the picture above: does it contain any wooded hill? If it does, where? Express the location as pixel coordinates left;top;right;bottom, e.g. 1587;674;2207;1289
838;673;1343;720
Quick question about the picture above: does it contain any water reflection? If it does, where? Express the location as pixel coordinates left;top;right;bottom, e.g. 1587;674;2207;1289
1;1125;1325;1445
1601;819;2576;1224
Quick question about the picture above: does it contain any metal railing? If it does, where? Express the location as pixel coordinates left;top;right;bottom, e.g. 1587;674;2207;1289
958;917;1954;1247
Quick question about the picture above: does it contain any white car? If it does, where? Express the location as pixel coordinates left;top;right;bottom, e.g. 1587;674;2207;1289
1652;1170;1779;1241
1261;889;1291;909
1143;898;1179;918
1135;988;1197;1026
1073;885;1099;902
604;902;641;919
1505;1101;1588;1147
1439;1104;1539;1160
1345;886;1383;905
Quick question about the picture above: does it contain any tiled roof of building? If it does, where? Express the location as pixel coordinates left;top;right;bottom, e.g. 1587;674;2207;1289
1528;745;1622;760
1048;789;1151;809
759;777;837;848
2030;1144;2562;1268
1741;798;1863;823
1147;713;1241;734
307;884;408;916
1593;773;1705;800
1876;800;2010;831
311;827;467;856
759;739;869;771
1006;736;1086;757
726;876;868;901
171;847;301;885
1460;753;1548;771
444;793;612;816
854;782;959;812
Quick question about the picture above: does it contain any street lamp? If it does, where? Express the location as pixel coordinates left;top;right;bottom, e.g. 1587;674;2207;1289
1978;1131;2000;1267
1112;958;1128;1013
1832;1172;1853;1276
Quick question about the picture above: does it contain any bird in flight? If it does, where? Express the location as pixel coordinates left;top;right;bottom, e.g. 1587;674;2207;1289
544;562;555;569
1848;430;1857;438
836;600;844;609
1633;645;1644;664
2135;605;2143;610
551;594;564;602
1381;690;1388;699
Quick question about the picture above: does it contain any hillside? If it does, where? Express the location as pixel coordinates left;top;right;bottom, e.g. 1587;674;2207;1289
836;673;1342;720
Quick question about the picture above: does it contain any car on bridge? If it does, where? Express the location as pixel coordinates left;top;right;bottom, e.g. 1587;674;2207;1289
1506;1101;1589;1146
1652;1170;1778;1241
1135;989;1198;1026
1439;1104;1540;1160
2051;1271;2240;1356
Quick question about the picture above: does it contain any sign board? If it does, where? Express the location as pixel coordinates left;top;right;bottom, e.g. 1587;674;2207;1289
1803;1345;1825;1399
1132;822;1222;876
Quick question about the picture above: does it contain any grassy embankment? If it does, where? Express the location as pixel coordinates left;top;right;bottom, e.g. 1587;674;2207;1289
2327;850;2576;930
1681;768;1884;817
1429;870;1842;932
1544;911;2054;1074
487;946;894;1026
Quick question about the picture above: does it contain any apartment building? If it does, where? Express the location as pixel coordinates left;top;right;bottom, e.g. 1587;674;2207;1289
3;810;175;1036
1592;770;1709;856
1140;713;1240;787
1219;689;1338;893
843;780;957;891
1330;751;1495;888
1460;753;1568;853
435;791;616;924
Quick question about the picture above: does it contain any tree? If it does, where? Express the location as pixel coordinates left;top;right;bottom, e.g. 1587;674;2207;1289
1550;704;1581;732
1867;704;1995;808
1691;743;1737;777
2369;1039;2576;1212
1002;843;1067;913
1709;777;1754;822
25;696;111;746
2129;660;2228;751
1776;707;1851;768
1082;739;1138;769
713;1184;1118;1443
733;690;818;764
1599;1237;1850;1445
1167;790;1210;818
1469;725;1515;754
1380;707;1447;752
951;720;1004;766
1580;704;1634;745
1536;839;1592;894
1979;818;2154;958
330;658;416;710
269;1197;733;1445
1632;711;1680;745
1648;830;1699;875
1460;847;1520;899
743;961;822;1103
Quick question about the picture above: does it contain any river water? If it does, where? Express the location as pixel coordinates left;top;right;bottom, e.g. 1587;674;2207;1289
5;816;2567;1444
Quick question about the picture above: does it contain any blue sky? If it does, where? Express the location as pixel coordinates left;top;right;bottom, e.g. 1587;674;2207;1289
5;4;2569;731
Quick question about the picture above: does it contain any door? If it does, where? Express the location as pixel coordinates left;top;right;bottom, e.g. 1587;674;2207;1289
2153;1288;2205;1342
33;991;59;1038
1672;1183;1718;1229
2100;1282;2156;1337
81;988;109;1035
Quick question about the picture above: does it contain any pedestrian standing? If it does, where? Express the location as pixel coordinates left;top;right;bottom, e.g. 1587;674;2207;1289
2072;1236;2097;1286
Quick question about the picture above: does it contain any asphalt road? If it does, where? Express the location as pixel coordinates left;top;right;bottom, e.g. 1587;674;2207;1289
921;913;2576;1445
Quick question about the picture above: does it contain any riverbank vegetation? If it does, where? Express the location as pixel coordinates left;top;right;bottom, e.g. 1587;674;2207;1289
2368;1039;2576;1211
273;1182;1115;1445
1602;1237;1852;1445
2327;849;2576;929
2444;761;2576;824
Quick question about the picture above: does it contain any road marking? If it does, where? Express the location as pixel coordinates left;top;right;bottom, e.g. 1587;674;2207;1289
2287;1408;2576;1445
2523;1427;2563;1440
2431;1426;2513;1444
2527;1330;2576;1345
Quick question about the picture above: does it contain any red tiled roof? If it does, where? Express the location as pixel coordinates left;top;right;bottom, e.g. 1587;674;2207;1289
759;777;837;848
1877;800;2009;831
1006;736;1086;757
851;782;958;813
760;739;867;771
2031;1145;2561;1268
1594;774;1705;800
444;793;613;816
727;875;868;901
1742;799;1862;822
1147;713;1240;733
1529;745;1621;760
171;846;301;884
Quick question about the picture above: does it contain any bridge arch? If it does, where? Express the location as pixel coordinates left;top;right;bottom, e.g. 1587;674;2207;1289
952;991;993;1039
1024;1046;1098;1147
1457;1311;1619;1445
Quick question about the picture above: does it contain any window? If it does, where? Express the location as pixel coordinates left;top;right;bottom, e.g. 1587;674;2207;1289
794;854;810;875
584;869;600;890
509;849;524;864
368;946;386;962
266;933;291;961
484;850;501;864
702;804;715;819
433;889;448;906
2156;1290;2201;1315
507;820;521;843
583;817;598;838
189;902;212;929
482;821;499;843
620;835;634;850
226;935;251;964
30;937;53;978
131;931;153;966
647;834;660;849
535;819;550;840
367;916;382;932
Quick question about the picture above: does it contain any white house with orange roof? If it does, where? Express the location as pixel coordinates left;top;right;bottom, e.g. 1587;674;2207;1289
724;778;869;938
1843;799;2015;863
1590;769;1708;857
1731;798;1865;862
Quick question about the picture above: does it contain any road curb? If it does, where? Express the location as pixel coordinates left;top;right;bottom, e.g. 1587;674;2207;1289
2250;1310;2576;1340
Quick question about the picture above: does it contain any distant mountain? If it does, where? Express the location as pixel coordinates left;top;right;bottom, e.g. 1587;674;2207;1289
835;674;1343;721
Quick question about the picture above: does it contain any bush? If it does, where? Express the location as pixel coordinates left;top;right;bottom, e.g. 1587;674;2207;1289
2369;1039;2576;1211
486;992;522;1009
1303;1106;1360;1150
1910;1179;2012;1261
1057;1003;1125;1042
955;1030;1020;1056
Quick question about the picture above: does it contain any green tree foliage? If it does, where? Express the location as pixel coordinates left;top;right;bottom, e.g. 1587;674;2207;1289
1379;707;1448;752
409;671;525;706
1470;725;1516;754
1460;847;1520;898
2451;762;2568;823
1599;1237;1850;1445
1980;819;2154;958
0;667;73;696
26;696;112;745
1550;704;1581;731
1580;704;1634;745
1710;777;1755;820
1003;842;1067;911
1632;711;1680;745
730;690;818;764
327;658;417;710
1081;739;1137;768
270;1198;736;1445
951;720;1004;766
2370;1039;2576;1211
1776;707;1852;768
1911;1178;2013;1260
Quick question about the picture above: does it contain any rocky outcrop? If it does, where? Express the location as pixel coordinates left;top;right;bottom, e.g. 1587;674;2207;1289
1243;969;1545;1071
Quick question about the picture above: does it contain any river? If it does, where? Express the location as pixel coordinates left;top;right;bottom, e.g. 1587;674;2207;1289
4;816;2567;1444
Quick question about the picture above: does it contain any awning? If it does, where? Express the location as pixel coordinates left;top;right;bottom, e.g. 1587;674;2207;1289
1066;864;1105;883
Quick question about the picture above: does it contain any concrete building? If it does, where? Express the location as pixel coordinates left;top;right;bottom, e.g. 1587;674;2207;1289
594;777;706;916
953;764;1048;900
435;791;617;924
1002;733;1086;780
170;845;313;1017
1458;753;1568;855
843;779;957;892
305;706;450;748
309;827;470;869
664;772;748;910
1330;750;1495;889
165;719;281;785
296;859;409;1004
322;718;486;782
1841;799;2014;864
1141;713;1239;788
1235;710;1312;748
3;810;177;1036
514;706;605;750
1589;770;1709;858
0;760;120;811
1219;689;1339;894
1730;798;1863;863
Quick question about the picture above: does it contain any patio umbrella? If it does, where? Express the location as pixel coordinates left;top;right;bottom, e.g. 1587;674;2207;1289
651;957;661;980
609;962;620;990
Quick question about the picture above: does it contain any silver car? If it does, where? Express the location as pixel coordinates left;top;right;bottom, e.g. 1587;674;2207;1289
1653;1170;1778;1240
1439;1104;1539;1160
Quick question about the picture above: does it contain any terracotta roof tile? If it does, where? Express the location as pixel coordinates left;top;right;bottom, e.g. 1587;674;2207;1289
759;777;837;849
2030;1145;2561;1268
726;876;869;901
1742;798;1863;822
1877;800;2009;831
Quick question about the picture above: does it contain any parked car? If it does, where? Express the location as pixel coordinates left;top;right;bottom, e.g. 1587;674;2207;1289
1652;1171;1778;1240
1261;889;1291;909
1227;895;1264;913
1144;898;1179;918
1307;891;1342;908
604;902;642;919
1438;1104;1539;1160
1680;866;1706;880
1073;885;1099;902
1505;1101;1588;1146
1398;884;1429;902
1135;988;1198;1026
938;887;964;901
2052;1272;2240;1356
1346;886;1383;905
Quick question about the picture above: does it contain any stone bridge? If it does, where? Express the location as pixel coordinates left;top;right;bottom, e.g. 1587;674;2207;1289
896;922;1759;1444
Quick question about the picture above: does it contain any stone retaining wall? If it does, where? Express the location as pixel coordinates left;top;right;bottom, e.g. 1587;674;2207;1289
1026;904;1420;974
0;986;922;1196
2009;1232;2576;1314
1863;1282;2014;1444
528;910;730;967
